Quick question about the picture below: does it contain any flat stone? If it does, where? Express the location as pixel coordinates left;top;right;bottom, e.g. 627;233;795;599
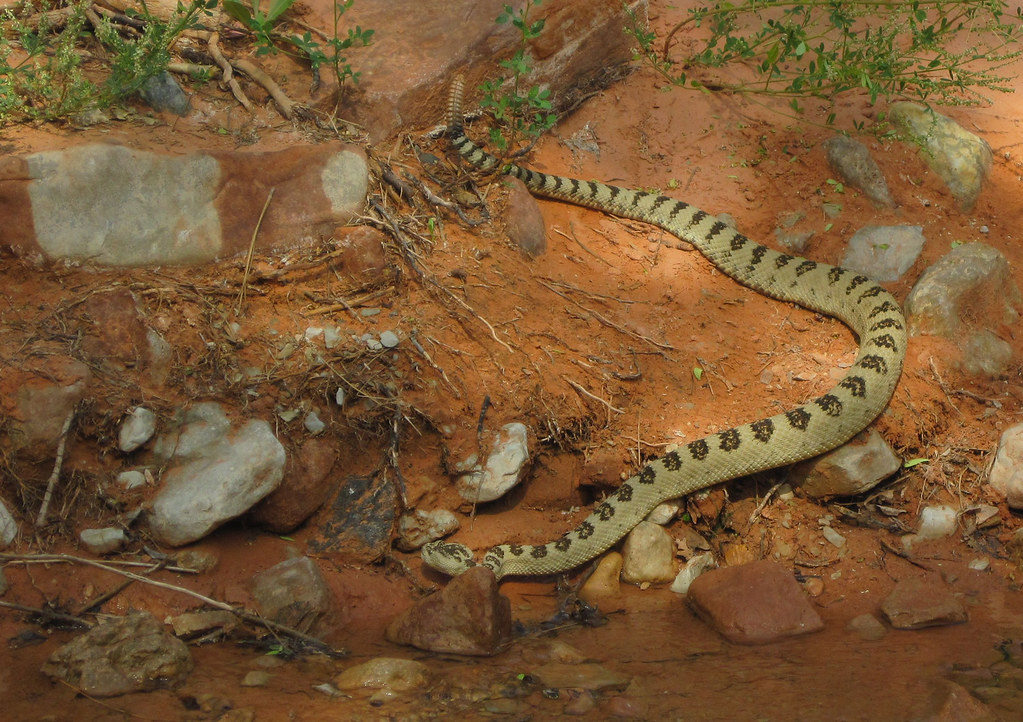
79;527;128;555
308;474;397;562
386;566;512;656
880;575;968;629
823;136;894;207
687;560;824;644
841;225;925;282
531;662;630;692
1;143;367;265
334;657;430;694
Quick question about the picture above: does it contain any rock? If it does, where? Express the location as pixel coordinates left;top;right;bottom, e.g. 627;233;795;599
987;422;1023;510
790;429;901;497
2;143;367;265
307;474;397;562
531;662;631;691
139;70;190;115
79;527;128;555
906;243;1020;377
0;497;18;548
168;610;239;639
902;505;958;550
251;436;336;533
334;657;430;694
303;411;325;435
148;404;286;546
889;101;992;211
240;670;272;687
41;611;193;697
2;355;90;461
847;613;887;641
578;552;624;603
333;225;388;279
504;177;547;257
117;470;147;490
823;136;894;207
250;557;337;639
78;289;170;383
119;406;157;453
620;521;676;585
455;422;531;503
670;551;717;595
341;0;646;142
386;566;512;656
841;225;925;282
933;682;997;722
880;575;968;629
646;499;681;525
379;329;400;348
0;566;8;596
821;525;846;548
395;509;460;551
687;560;824;644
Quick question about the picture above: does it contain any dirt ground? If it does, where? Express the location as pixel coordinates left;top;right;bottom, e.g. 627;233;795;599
2;2;1023;720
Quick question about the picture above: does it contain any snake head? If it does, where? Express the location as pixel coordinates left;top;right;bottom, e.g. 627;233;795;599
421;541;478;576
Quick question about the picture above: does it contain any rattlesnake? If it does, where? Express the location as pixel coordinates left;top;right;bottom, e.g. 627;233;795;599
422;77;906;580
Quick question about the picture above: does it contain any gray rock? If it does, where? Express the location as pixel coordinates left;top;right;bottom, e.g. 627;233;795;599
455;422;531;503
148;405;286;546
79;527;127;555
841;225;925;282
379;330;400;348
41;611;193;697
6;143;367;265
0;497;18;548
303;410;325;435
988;422;1023;509
251;557;336;639
790;429;901;498
139;70;190;115
823;136;894;207
880;575;967;629
670;551;717;595
905;243;1020;377
889;101;992;211
621;520;676;585
119;406;157;453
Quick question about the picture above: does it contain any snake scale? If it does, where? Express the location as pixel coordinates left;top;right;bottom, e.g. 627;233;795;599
422;77;906;581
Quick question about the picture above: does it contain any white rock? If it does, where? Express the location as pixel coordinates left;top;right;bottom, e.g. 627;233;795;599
621;521;675;585
119;406;157;452
968;558;990;572
455;423;530;503
902;504;958;549
323;326;342;349
117;470;147;490
304;411;325;435
822;525;847;548
79;527;127;555
148;416;286;546
670;551;717;595
0;497;19;548
646;499;681;525
988;423;1023;509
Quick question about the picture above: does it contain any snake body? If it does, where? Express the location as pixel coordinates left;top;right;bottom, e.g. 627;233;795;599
422;78;906;580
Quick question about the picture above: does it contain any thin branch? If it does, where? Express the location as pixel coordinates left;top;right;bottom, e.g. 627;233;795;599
36;406;76;527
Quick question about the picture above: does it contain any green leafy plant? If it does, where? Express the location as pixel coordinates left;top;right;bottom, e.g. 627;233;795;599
625;1;1023;123
0;0;213;123
479;0;556;152
223;0;373;91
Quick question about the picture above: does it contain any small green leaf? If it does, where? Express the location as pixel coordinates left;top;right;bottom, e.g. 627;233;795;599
693;366;703;380
903;457;929;468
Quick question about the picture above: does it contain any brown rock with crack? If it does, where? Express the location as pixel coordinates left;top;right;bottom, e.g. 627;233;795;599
386;566;512;656
686;559;824;644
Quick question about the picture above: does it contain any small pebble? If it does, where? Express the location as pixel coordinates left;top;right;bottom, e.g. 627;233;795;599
240;670;272;687
304;411;325;434
379;330;399;348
